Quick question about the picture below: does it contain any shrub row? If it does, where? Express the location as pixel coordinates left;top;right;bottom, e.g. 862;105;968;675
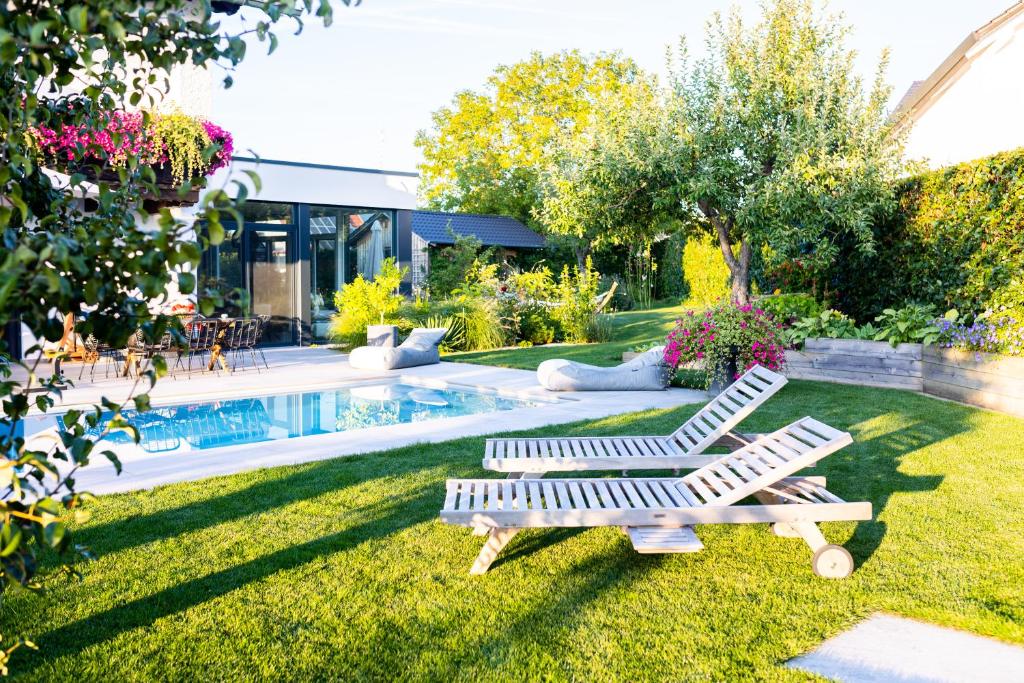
832;148;1024;322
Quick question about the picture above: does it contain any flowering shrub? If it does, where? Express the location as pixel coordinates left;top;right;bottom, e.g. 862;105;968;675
664;302;786;389
30;108;232;184
937;313;1024;357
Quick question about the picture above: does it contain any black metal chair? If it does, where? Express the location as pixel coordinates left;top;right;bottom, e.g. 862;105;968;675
126;329;175;378
222;317;267;373
173;317;219;377
78;334;125;381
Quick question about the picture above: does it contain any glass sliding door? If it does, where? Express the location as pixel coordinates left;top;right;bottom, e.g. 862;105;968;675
249;228;296;345
346;210;394;282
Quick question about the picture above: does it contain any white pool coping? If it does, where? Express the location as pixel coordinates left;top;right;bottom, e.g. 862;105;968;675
27;348;707;495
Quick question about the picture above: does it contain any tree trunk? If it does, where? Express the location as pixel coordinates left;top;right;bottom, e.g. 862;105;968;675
698;201;753;305
730;238;752;305
573;240;592;270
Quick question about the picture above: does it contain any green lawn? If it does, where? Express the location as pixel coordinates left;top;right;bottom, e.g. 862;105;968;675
446;302;687;369
5;381;1024;680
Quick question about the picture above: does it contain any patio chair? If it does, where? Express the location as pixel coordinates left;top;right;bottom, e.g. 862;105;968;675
77;334;125;381
442;417;870;578
222;317;269;373
483;364;787;477
173;317;219;376
125;329;175;378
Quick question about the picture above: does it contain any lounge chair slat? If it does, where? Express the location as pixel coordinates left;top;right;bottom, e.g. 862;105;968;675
484;441;494;459
444;481;458;510
620;481;648;508
711;463;745;490
565;482;588;508
672;480;702;507
632;481;663;507
528;482;543;510
514;481;527;511
686;477;718;504
458;482;472;511
542;482;557;510
581;439;598;458
606;482;632;508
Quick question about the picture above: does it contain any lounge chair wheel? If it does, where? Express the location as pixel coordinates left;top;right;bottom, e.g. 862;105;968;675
812;544;854;579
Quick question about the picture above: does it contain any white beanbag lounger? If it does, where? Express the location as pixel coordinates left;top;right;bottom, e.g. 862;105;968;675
349;328;447;371
537;346;669;391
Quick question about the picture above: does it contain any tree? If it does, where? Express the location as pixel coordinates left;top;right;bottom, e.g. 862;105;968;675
665;0;904;303
0;0;346;670
415;51;648;234
538;76;677;267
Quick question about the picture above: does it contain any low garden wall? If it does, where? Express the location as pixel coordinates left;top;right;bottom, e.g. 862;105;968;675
783;338;1024;418
922;347;1024;418
784;339;923;391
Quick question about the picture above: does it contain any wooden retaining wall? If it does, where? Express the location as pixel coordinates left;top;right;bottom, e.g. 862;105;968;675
922;347;1024;418
784;339;924;391
628;338;1023;417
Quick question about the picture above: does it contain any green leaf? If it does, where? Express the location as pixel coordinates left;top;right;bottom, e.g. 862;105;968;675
68;5;88;32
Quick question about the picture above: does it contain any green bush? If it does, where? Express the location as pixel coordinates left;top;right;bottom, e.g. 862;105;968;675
398;295;506;352
655;232;687;300
426;231;495;297
783;309;858;348
330;259;407;348
682;233;730;307
834;148;1024;320
553;258;602;343
871;304;944;347
758;293;822;325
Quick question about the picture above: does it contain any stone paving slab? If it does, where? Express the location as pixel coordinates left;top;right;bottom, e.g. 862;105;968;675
787;613;1024;683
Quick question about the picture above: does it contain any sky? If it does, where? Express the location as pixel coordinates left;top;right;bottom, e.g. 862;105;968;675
212;0;1015;173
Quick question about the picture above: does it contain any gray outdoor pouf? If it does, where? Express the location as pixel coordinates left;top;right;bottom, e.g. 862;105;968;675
536;346;670;391
349;327;447;371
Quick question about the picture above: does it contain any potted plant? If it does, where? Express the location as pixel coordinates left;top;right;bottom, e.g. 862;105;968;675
30;106;232;208
664;302;786;391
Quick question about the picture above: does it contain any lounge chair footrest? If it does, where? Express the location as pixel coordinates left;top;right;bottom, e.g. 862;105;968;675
626;526;704;554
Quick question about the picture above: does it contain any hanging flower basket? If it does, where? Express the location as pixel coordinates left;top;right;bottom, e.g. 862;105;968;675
30;108;233;209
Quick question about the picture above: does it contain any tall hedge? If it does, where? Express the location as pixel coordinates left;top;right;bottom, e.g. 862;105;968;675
833;148;1024;320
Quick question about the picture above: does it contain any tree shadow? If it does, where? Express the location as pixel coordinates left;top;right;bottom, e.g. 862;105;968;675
75;451;438;557
823;415;950;566
18;482;442;675
419;541;657;680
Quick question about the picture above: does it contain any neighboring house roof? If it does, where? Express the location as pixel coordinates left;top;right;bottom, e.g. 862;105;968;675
411;211;546;249
893;2;1024;125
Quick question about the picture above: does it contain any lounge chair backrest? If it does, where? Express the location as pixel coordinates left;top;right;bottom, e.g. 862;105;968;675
676;417;851;507
669;365;787;454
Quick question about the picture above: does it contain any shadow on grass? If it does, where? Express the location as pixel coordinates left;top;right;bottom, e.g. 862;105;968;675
839;416;948;566
19;482;441;675
420;542;655;679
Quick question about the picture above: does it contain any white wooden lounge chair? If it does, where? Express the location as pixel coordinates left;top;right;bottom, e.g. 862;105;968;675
442;417;870;579
484;364;787;477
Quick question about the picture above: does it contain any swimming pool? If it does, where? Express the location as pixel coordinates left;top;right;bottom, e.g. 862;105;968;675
46;382;544;454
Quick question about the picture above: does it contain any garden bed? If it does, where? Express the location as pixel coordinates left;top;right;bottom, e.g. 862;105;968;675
922;347;1024;418
784;338;1024;417
784;339;923;391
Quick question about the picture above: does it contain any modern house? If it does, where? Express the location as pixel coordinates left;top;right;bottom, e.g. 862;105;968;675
894;1;1024;168
201;157;545;345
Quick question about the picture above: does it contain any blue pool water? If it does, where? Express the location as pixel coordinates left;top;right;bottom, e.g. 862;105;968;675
52;382;543;454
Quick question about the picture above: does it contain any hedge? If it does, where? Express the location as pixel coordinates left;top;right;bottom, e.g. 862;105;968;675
833;148;1024;320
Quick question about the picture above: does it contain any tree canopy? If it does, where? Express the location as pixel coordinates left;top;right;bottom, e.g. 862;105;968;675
665;0;905;302
537;74;676;266
0;0;344;670
415;50;650;232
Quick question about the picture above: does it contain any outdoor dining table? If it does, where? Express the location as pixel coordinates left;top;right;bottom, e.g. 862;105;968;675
206;317;237;372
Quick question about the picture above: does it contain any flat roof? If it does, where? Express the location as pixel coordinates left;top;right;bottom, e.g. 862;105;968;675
230;156;419;179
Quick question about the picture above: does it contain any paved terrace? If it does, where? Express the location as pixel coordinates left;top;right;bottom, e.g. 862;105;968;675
20;347;707;495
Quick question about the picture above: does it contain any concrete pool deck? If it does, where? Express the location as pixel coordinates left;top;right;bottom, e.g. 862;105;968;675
25;347;707;495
